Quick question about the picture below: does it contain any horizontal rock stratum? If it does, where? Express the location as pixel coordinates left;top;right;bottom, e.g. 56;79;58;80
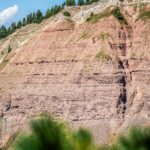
0;2;150;147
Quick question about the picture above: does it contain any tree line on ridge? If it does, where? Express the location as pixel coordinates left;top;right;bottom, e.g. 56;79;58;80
0;0;99;40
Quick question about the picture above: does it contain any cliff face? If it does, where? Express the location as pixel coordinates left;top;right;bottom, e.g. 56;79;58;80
0;3;150;146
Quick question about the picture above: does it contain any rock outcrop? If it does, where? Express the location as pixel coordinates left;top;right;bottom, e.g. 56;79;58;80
0;3;150;147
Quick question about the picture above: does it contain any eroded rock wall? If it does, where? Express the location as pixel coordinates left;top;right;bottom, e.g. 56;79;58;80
0;5;150;146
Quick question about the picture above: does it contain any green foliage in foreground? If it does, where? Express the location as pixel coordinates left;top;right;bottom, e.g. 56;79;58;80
103;127;150;150
9;117;150;150
12;117;96;150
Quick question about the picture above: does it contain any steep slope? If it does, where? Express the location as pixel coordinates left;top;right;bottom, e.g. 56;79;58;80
0;3;150;146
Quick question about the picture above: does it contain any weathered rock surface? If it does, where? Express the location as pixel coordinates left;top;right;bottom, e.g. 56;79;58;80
0;3;150;146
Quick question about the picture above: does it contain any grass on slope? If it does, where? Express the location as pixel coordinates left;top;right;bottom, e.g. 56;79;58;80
138;10;150;20
95;48;111;61
0;46;13;70
136;3;150;21
86;7;115;23
86;7;128;25
79;30;92;40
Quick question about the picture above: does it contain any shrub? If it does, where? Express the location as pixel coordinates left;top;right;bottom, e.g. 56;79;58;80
5;117;150;150
113;7;128;24
12;117;72;150
73;128;96;150
63;11;71;17
130;51;136;59
1;51;4;55
8;45;12;53
105;127;150;150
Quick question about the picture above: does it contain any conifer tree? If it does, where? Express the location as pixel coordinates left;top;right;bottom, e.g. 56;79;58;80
71;0;76;6
11;22;16;32
27;13;33;24
66;0;69;6
85;0;91;4
22;18;27;26
36;10;43;23
45;9;50;18
17;21;22;29
32;13;36;23
66;0;76;6
7;27;12;35
0;25;7;39
62;2;66;8
78;0;84;5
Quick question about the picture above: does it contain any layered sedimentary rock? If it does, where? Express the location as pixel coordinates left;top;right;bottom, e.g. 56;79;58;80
0;4;150;146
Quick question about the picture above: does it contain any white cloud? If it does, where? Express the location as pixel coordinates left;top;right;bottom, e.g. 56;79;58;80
0;5;18;26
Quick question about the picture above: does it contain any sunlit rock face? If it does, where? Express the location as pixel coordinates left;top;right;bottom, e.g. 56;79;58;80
0;3;150;147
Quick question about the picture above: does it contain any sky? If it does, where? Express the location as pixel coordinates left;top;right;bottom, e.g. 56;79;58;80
0;0;65;27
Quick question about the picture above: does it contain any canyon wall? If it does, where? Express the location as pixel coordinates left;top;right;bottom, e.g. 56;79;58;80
0;4;150;146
